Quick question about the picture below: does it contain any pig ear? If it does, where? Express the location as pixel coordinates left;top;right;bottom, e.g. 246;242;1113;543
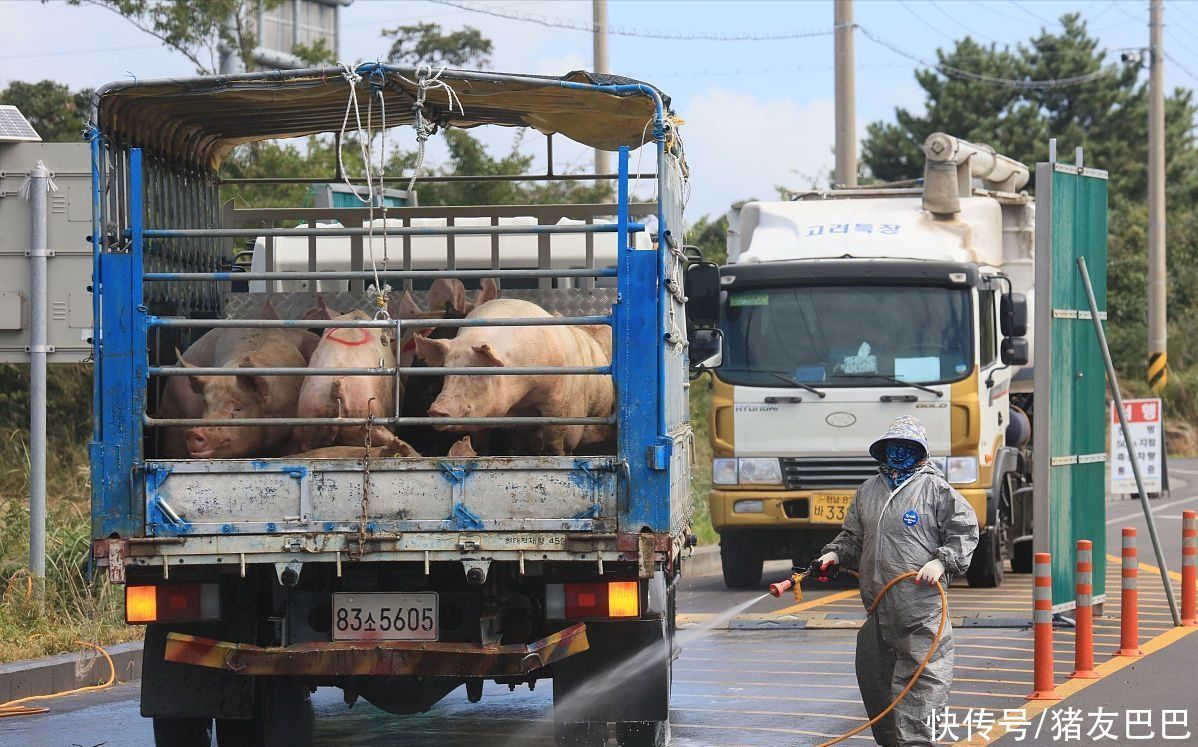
414;334;450;367
262;296;280;320
472;343;504;367
177;349;203;392
475;278;498;307
235;355;268;397
393;290;422;319
316;293;340;321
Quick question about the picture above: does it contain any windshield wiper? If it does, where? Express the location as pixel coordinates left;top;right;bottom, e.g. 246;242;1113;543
765;371;827;398
832;372;944;397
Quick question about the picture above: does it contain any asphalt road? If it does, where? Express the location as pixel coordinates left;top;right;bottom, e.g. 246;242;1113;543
4;465;1197;747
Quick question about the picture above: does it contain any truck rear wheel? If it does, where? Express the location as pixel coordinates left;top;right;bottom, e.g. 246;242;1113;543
720;532;763;589
153;717;212;746
553;721;606;746
616;719;671;746
216;678;315;747
966;526;1004;588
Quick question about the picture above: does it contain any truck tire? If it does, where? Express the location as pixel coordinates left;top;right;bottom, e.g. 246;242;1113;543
1011;539;1034;573
966;526;1003;588
720;533;763;589
554;721;606;746
616;719;670;747
217;678;313;747
153;717;212;746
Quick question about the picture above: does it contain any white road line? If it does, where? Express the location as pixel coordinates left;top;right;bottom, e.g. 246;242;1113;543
1105;493;1198;524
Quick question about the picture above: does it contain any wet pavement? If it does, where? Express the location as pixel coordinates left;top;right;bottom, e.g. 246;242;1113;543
4;477;1197;746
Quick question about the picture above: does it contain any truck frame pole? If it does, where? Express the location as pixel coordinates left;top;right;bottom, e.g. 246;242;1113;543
28;161;49;584
1148;0;1167;391
593;0;611;178
834;0;857;187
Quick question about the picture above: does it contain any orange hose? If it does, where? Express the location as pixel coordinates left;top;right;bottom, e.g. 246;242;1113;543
0;642;116;719
808;569;949;747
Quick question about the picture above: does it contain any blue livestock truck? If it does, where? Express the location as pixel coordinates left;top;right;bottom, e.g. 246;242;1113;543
87;66;722;746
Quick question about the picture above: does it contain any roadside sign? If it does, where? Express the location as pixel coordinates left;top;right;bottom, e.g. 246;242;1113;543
1032;158;1109;611
1109;398;1163;494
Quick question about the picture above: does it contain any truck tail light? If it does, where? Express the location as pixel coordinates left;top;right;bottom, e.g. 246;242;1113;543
546;581;640;620
125;583;220;624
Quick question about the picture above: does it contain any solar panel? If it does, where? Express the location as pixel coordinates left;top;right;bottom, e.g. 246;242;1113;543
0;105;42;142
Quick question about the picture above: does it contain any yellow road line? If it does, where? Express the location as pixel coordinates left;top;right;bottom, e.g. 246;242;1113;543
774;588;862;615
954;624;1198;746
1105;554;1183;582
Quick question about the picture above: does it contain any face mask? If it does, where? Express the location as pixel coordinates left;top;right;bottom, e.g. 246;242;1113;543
882;441;920;470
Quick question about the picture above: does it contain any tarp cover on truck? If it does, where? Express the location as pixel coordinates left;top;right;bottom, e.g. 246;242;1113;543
92;67;669;172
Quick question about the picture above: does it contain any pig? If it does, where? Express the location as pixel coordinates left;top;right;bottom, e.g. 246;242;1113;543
176;325;320;458
414;298;614;456
289;442;420;459
158;299;319;458
294;296;401;452
463;278;499;314
446;436;477;458
425;278;468;317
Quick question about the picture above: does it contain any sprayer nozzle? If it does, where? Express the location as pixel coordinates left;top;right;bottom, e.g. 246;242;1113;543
768;579;793;598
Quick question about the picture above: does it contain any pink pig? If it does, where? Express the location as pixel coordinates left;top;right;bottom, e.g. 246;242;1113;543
294;296;401;451
414;299;614;455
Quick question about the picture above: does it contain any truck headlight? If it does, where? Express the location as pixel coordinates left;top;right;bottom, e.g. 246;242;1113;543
738;458;783;486
713;458;738;485
733;499;765;513
946;456;978;485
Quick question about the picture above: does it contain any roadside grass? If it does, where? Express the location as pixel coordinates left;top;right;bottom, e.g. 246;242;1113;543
689;377;719;546
0;364;140;664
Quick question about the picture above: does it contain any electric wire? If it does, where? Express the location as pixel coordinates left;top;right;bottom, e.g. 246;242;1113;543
1165;51;1198;86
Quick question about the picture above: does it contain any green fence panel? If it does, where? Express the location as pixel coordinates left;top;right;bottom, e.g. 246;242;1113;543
1033;161;1109;610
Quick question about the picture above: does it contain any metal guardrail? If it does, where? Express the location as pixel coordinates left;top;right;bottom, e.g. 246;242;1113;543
148;315;612;329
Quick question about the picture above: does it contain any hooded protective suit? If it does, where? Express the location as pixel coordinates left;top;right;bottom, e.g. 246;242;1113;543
821;416;979;746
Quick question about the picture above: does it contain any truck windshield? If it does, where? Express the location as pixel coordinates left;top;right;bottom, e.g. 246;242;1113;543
719;284;973;387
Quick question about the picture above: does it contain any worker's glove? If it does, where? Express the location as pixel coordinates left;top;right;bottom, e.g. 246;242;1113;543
809;551;840;582
916;558;946;586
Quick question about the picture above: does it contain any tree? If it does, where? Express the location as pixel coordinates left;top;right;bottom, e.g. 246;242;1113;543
384;23;492;69
860;13;1198;376
0;81;92;143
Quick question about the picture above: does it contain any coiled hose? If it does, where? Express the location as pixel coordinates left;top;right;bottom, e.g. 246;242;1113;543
770;568;948;747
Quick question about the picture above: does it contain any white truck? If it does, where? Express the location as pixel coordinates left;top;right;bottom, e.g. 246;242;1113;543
709;133;1034;589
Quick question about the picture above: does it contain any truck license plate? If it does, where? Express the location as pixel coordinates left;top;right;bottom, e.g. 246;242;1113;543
810;494;853;524
332;593;438;641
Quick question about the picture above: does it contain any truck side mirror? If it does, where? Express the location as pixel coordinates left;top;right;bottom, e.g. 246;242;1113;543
1001;292;1028;337
1001;337;1029;366
685;262;721;327
689;327;724;370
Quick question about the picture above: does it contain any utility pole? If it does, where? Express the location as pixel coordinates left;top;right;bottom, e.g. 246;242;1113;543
593;0;611;177
834;0;857;187
28;162;49;590
1148;0;1167;391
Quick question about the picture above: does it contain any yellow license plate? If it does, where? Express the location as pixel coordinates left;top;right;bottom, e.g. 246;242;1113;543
810;494;853;524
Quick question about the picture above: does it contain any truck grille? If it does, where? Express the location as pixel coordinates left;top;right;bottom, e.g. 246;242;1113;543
781;457;879;490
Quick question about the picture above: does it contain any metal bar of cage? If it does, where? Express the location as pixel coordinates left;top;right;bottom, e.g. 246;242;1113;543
218;173;658;185
145;415;615;428
137;223;644;239
149;365;611;377
148;315;612;329
143;267;619;282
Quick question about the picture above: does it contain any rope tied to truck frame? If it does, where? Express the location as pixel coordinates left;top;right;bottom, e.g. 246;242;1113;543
768;568;948;747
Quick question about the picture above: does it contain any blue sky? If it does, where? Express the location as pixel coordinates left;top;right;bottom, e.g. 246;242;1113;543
2;1;1189;218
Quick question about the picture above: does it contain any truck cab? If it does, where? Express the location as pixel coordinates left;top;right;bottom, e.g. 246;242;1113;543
710;133;1034;589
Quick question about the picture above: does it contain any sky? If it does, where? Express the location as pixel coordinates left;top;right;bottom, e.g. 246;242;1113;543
1;0;1192;219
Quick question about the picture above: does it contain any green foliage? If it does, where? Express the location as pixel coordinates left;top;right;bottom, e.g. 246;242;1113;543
383;22;493;68
861;12;1198;385
688;378;718;545
687;213;729;266
0;80;92;143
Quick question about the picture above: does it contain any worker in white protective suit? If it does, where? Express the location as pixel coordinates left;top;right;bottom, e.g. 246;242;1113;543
814;415;979;746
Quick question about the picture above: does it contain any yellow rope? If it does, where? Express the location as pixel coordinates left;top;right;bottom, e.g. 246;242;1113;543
0;642;116;719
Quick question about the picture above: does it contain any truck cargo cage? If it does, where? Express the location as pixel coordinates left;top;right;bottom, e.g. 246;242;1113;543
89;65;694;559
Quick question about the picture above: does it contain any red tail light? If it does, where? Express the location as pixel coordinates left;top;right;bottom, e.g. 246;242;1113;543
547;581;640;619
125;583;220;624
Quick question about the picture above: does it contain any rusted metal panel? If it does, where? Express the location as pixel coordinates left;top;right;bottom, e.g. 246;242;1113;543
163;623;589;677
145;457;616;536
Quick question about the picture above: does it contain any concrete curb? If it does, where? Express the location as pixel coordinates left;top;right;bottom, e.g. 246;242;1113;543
0;642;142;704
681;544;721;577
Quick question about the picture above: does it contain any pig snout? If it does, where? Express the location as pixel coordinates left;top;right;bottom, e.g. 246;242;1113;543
185;428;216;457
427;396;473;430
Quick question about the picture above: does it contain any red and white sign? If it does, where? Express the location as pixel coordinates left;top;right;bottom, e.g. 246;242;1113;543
1110;398;1163;494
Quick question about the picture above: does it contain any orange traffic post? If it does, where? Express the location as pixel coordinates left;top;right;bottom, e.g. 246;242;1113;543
1069;540;1099;678
1028;552;1060;699
1183;510;1196;626
1117;528;1143;656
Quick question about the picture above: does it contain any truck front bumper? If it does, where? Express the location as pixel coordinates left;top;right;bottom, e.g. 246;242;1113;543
711;487;988;530
163;622;589;677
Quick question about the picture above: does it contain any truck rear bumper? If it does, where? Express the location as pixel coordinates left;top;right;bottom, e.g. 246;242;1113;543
711;487;988;529
163;622;589;677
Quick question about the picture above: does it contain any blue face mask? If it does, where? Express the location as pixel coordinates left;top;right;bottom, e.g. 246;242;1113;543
882;441;920;470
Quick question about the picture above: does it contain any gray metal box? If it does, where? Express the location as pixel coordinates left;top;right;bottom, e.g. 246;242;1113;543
0;142;93;362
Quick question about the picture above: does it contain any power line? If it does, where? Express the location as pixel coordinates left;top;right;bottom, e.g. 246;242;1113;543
428;0;838;42
923;0;1001;45
0;42;159;60
896;0;959;43
1165;50;1198;86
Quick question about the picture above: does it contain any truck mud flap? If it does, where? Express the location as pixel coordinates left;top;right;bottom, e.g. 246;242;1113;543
163;622;589;677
